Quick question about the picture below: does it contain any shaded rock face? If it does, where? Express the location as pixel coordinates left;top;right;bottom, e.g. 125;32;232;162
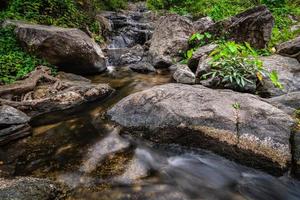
172;64;195;84
258;55;300;97
149;14;194;68
277;36;300;62
268;92;300;115
0;105;31;145
14;22;107;74
108;84;294;173
188;44;218;72
207;5;274;49
0;177;62;200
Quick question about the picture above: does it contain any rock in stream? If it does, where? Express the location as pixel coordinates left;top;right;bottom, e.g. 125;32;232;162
107;84;294;174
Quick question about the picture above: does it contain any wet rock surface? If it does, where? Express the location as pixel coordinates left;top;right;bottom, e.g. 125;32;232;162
0;105;31;145
277;36;300;62
258;55;300;97
0;177;62;200
108;83;294;173
207;5;274;49
149;14;194;67
8;21;107;74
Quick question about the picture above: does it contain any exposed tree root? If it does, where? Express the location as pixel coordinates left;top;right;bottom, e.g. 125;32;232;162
0;66;60;96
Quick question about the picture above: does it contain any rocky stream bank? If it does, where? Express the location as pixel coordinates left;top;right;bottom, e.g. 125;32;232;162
0;2;300;200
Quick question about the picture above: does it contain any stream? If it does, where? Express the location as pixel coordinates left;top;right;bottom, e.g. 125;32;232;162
0;67;299;200
1;4;300;200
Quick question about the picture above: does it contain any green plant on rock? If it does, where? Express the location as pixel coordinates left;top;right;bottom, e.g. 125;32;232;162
181;32;212;64
201;41;282;89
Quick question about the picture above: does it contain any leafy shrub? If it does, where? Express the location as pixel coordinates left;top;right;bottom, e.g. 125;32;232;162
201;41;282;89
0;26;51;84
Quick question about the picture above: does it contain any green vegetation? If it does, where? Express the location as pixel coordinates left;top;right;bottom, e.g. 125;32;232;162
201;41;282;89
0;0;129;84
147;0;300;46
0;26;51;84
182;32;212;62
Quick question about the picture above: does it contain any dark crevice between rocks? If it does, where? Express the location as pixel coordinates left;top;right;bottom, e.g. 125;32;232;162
120;127;287;176
290;121;300;179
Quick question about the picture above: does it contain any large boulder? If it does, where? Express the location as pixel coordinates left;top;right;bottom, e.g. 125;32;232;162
277;36;300;62
0;177;62;200
108;84;294;174
149;14;194;68
258;55;300;97
0;105;31;145
207;6;274;49
294;130;300;179
11;22;107;74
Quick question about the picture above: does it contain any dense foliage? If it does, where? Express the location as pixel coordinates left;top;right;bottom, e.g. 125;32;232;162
201;41;282;89
0;26;50;84
147;0;300;46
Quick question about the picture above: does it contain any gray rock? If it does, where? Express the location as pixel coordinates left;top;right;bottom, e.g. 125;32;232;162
12;22;107;74
268;92;300;115
108;84;294;173
129;62;156;73
173;64;195;84
188;44;217;72
258;55;300;97
0;106;31;145
0;105;30;125
149;14;194;68
0;177;62;200
207;6;274;49
193;16;214;33
277;36;300;62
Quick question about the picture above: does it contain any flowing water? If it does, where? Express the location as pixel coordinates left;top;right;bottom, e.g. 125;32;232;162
1;4;300;200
